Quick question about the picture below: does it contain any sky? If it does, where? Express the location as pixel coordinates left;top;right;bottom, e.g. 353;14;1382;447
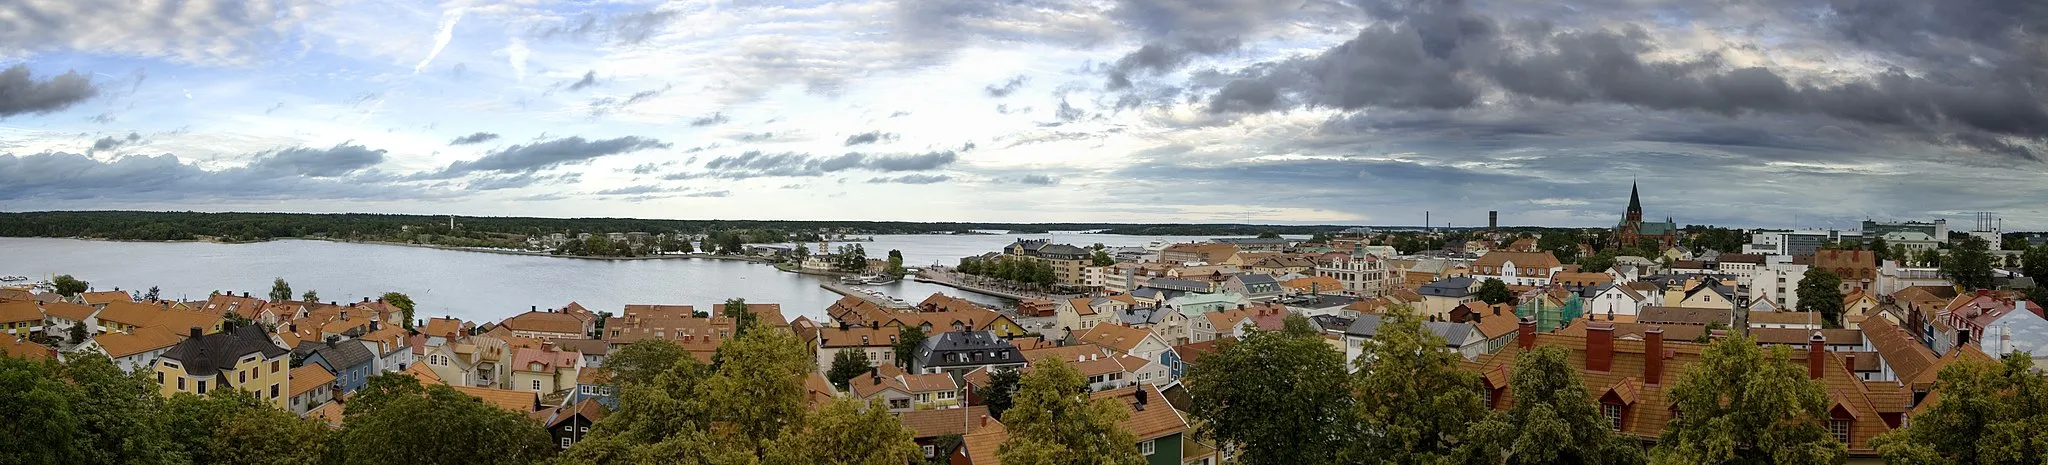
0;0;2044;230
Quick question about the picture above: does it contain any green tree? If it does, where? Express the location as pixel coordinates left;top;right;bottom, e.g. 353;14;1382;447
1942;237;1996;290
164;390;264;463
2001;235;2030;251
1468;346;1644;465
1538;232;1581;264
1186;315;1350;465
1344;309;1492;463
826;349;873;390
1870;355;2048;464
1579;251;1618;274
886;249;906;276
893;325;928;367
66;322;86;343
1476;278;1515;305
982;367;1023;420
51;274;88;297
722;298;758;335
208;400;333;465
1868;236;1890;262
0;356;86;465
1918;248;1942;268
761;398;922;465
341;374;556;465
58;352;183;465
301;290;319;302
1651;335;1843;464
381;292;417;330
995;358;1142;465
1257;231;1282;239
1090;250;1115;266
1795;268;1845;328
603;339;698;387
2019;245;2048;285
703;325;814;456
143;285;161;301
268;278;292;302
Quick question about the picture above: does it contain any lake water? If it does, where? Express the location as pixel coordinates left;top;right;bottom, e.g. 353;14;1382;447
0;233;1217;324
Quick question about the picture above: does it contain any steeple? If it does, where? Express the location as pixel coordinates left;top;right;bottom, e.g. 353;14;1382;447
1627;181;1642;214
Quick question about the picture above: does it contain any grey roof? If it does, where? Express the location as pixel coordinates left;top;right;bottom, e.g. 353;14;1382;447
1035;243;1092;259
1418;276;1477;298
1145;278;1211;292
161;325;289;378
1280;294;1362;309
1336;314;1474;346
917;330;1023;369
294;338;377;371
1310;314;1353;332
553;338;610;356
1118;306;1171;325
1233;274;1278;286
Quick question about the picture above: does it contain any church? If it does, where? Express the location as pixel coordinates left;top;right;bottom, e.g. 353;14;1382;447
1613;182;1679;249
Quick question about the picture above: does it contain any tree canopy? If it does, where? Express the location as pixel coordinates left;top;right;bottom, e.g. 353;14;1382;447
1941;237;1996;290
996;358;1142;465
381;291;417;329
1468;346;1644;465
826;349;872;390
1476;278;1515;305
1795;267;1845;328
1651;335;1843;464
1871;354;2048;464
51;274;88;297
1345;309;1492;463
268;278;292;302
340;375;556;465
1185;314;1351;465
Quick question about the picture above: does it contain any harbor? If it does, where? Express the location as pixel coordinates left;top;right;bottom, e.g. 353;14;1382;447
817;281;915;309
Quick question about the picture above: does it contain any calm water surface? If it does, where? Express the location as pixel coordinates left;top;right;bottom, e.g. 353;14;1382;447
0;233;1220;323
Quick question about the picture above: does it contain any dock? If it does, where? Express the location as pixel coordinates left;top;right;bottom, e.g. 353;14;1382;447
818;282;915;309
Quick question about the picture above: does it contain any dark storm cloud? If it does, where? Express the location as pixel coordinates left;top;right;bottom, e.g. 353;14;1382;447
430;136;670;177
984;76;1028;97
1106;38;1240;89
867;174;952;184
679;150;958;179
449;132;500;145
843;131;897;146
0;65;99;118
1018;174;1058;185
565;71;597;91
246;144;387;177
89;132;142;152
1206;0;2048;160
0;151;436;202
689;112;730;126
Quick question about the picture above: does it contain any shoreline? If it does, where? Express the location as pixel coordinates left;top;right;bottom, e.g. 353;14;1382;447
25;236;779;263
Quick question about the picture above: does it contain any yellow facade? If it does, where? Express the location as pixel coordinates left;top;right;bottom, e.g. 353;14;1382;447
155;353;291;409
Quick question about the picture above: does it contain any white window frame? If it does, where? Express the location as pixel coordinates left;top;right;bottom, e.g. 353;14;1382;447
923;444;936;458
1140;439;1156;455
560;437;572;448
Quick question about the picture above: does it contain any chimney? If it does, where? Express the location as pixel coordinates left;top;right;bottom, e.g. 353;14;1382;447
1587;322;1614;372
1643;326;1664;384
1808;332;1826;380
870;369;880;385
1493;304;1502;316
362;297;370;303
1977;289;1990;298
288;323;298;333
1845;353;1858;379
532;305;537;312
1958;328;1972;348
980;415;992;427
1517;317;1536;349
190;326;203;338
242;292;250;298
1135;388;1148;411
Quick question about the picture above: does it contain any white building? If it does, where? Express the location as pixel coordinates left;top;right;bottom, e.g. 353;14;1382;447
1317;253;1396;297
1877;261;1949;296
1750;256;1811;312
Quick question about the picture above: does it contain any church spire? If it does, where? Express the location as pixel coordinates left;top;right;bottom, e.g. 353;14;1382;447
1627;181;1642;214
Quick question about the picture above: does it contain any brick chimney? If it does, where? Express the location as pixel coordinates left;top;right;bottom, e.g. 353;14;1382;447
190;326;203;338
1644;326;1664;384
1517;316;1536;350
1808;331;1826;380
1844;353;1857;380
1587;321;1614;372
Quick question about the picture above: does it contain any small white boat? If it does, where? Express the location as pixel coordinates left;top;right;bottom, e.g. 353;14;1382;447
838;276;866;285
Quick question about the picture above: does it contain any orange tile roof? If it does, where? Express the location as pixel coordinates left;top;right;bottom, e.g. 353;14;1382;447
804;373;837;409
898;405;992;439
289;364;337;396
901;373;960;393
449;385;538;412
1552;272;1615;286
406;362;446;385
94;326;183;358
815;325;899;348
1091;384;1188;440
79;290;134;305
1075;324;1155;354
1280;276;1344;293
622;304;696;318
959;416;1008;464
1020;344;1106;365
37;301;95;322
0;299;43;323
1473;251;1563;275
311;401;345;428
1748;311;1826;326
499;310;586;336
423;318;466;338
2;336;54;360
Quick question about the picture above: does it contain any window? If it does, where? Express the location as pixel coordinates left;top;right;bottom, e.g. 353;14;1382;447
177;377;186;391
923;445;936;458
889;399;910;410
560;437;572;448
532;380;543;391
270;384;279;399
271;360;280;373
1139;440;1156;455
580;427;588;433
197;380;208;394
1602;403;1624;431
239;370;247;383
1829;419;1851;445
157;372;164;385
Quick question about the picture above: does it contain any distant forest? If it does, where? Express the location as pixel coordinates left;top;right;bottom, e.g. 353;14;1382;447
0;211;1357;242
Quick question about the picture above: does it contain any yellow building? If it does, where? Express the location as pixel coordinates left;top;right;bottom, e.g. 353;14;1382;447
154;325;292;409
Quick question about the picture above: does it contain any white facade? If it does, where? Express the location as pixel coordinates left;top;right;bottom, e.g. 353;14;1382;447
1877;261;1949;296
1586;285;1652;319
1751;257;1810;311
1317;254;1396;297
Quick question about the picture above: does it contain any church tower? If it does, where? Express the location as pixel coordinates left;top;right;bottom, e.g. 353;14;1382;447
1626;182;1643;224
